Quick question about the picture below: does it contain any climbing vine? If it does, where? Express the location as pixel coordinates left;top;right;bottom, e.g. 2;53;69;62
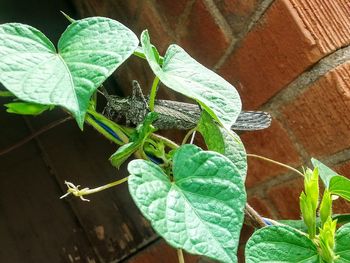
0;15;350;263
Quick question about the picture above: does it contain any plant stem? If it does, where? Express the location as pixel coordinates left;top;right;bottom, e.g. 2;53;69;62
60;177;128;201
149;76;160;111
244;203;268;228
181;128;197;145
150;133;179;149
247;153;304;177
82;177;129;194
189;131;197;144
177;249;185;263
133;47;164;65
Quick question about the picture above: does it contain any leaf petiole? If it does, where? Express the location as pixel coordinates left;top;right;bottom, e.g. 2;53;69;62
177;249;185;263
149;76;160;111
181;128;197;145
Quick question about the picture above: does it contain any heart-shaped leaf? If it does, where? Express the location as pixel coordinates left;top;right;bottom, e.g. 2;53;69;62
198;111;247;180
0;17;139;128
245;225;320;263
128;144;246;263
141;30;242;130
335;223;350;262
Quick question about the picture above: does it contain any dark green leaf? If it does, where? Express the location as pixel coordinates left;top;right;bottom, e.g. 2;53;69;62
110;112;158;168
198;111;247;180
110;142;137;168
0;18;139;128
329;175;350;202
141;30;241;130
277;219;309;233
319;190;332;226
246;225;320;263
5;102;52;115
128;144;246;263
333;214;350;225
0;91;13;97
86;110;130;145
311;158;339;188
335;223;350;262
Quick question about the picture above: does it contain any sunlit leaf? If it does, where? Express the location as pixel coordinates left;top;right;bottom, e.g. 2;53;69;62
128;144;246;262
141;30;241;130
246;225;320;263
0;17;139;128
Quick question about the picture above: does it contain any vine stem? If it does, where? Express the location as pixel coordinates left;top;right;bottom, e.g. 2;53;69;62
0;116;72;156
247;153;304;177
177;249;185;263
149;76;160;112
150;133;179;149
60;177;128;202
244;203;268;228
189;131;197;144
181;128;196;145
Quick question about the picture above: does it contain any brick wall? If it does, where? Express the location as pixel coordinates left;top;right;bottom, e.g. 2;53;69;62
71;0;350;262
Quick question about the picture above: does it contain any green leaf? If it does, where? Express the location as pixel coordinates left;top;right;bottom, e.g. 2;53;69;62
329;175;350;202
311;158;339;188
319;190;332;226
335;223;350;262
318;217;337;262
110;112;158;168
278;219;309;233
245;225;320;263
278;215;350;233
300;168;319;238
333;214;350;225
110;142;138;168
86;109;130;145
0;91;13;97
300;191;316;238
141;30;242;130
5;102;52;115
0;17;139;128
128;144;246;263
198;111;247;180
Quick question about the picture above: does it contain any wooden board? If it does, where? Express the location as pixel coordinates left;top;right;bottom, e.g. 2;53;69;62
0;105;156;262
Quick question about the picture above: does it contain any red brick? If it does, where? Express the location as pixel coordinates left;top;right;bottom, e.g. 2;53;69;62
241;120;301;188
179;0;231;67
289;0;350;53
283;62;350;157
126;240;199;263
335;160;350;179
214;0;262;34
154;0;188;31
219;0;350;109
248;196;273;218
333;198;350;215
268;179;304;219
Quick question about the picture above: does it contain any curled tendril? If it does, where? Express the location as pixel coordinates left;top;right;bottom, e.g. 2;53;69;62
60;181;91;202
59;177;128;202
